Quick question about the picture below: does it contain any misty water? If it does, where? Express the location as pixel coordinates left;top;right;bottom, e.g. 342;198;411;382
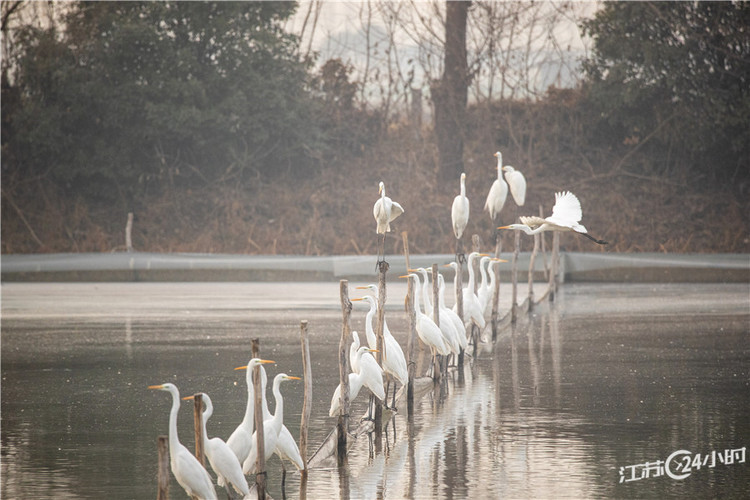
2;281;749;499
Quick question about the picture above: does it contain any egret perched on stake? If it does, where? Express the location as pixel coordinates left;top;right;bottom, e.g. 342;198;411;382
498;191;608;245
484;152;508;221
503;165;527;206
148;383;217;500
243;373;301;475
182;393;250;497
373;181;404;264
227;358;275;465
451;172;470;241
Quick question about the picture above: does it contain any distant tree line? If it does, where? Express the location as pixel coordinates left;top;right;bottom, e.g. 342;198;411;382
1;1;748;253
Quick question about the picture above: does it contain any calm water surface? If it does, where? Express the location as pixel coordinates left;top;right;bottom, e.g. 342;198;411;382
2;281;749;499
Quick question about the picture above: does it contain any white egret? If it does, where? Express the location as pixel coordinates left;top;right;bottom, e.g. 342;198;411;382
503;165;527;206
476;255;493;314
399;273;450;356
243;373;301;474
446;253;487;330
148;383;217;500
409;267;461;355
481;258;505;316
451;172;470;240
484;152;508;220
226;358;275;465
498;191;608;245
351;296;408;404
329;346;384;417
373;181;404;263
182;393;250;497
257;365;304;472
349;329;362;374
436;273;468;349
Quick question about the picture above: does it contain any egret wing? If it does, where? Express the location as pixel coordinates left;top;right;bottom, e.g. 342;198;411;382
548;191;582;226
390;200;404;221
519;215;546;228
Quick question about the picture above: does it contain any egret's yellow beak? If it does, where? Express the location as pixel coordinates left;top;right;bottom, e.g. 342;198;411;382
234;359;275;371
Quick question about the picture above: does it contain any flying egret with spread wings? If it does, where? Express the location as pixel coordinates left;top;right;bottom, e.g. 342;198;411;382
499;191;608;245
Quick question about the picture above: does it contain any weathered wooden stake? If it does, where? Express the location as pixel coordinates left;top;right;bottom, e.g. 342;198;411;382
299;320;312;471
548;232;560;301
337;280;352;465
511;229;520;323
401;231;410;271
192;393;205;467
529;232;540;307
126;212;134;253
455;249;465;369
491;233;503;341
471;234;482;352
431;263;442;378
539;205;549;280
374;261;388;431
157;435;169;500
251;338;266;500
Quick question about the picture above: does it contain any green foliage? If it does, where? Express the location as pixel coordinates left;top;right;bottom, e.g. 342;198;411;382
3;1;318;199
582;1;750;182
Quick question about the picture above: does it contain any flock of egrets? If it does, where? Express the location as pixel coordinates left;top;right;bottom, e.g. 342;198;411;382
149;151;605;499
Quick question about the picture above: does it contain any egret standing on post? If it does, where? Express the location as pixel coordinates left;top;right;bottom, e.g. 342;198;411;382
503;165;526;207
499;191;608;245
484;152;508;221
373;181;404;265
451;172;470;258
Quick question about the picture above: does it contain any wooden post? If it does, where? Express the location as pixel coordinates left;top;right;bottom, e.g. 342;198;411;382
401;231;410;271
405;276;417;413
299;320;312;470
337;280;352;465
125;212;134;253
157;435;169;500
455;253;465;368
548;231;560;301
192;393;204;466
251;339;266;500
529;232;540;307
539;205;549;280
374;262;388;430
511;229;520;323
471;234;482;352
491;234;502;341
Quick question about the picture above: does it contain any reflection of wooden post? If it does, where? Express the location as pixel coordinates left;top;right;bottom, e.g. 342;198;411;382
511;230;520;323
299;320;312;471
126;212;133;253
405;276;417;413
491;234;502;341
157;436;169;500
374;262;388;432
529;233;539;307
192;393;205;466
252;338;266;500
337;280;352;464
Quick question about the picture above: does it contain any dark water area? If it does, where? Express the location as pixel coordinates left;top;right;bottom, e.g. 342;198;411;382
2;282;749;498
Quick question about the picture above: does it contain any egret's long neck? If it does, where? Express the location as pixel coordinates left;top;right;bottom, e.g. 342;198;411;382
480;260;489;289
412;278;423;317
242;368;255;431
421;271;432;317
524;225;544;235
261;366;270;420
496;157;503;177
167;386;182;462
271;379;284;434
200;398;212;446
364;300;377;348
460;177;466;197
438;278;446;309
467;255;477;290
488;263;497;290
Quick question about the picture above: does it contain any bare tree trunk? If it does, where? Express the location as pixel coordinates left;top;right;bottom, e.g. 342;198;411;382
432;0;470;182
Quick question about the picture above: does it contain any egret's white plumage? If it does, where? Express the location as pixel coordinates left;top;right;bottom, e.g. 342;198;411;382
243;373;301;474
257;366;304;472
226;358;275;465
373;181;404;234
435;272;468;350
349;329;362;374
148;383;217;500
400;273;451;356
411;267;461;355
499;191;608;245
503;165;526;206
329;346;383;417
451;172;470;239
447;253;487;330
182;393;249;497
351;295;408;386
484;152;508;220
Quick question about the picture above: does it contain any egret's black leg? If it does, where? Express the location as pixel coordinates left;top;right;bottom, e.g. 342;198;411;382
580;232;608;245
